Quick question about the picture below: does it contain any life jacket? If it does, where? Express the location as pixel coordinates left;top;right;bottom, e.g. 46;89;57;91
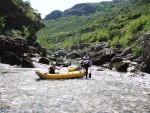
81;60;91;67
84;60;91;67
49;66;55;74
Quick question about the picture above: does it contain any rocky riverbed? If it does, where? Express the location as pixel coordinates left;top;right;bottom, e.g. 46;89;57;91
0;63;150;113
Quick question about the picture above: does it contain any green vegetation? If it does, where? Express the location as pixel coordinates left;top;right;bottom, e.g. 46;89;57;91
0;0;43;40
37;0;150;50
13;0;37;20
133;46;142;57
0;17;5;29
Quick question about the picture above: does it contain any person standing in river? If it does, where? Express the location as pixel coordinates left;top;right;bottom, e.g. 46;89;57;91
80;55;92;79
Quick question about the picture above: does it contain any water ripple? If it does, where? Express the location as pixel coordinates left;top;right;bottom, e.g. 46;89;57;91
0;66;150;113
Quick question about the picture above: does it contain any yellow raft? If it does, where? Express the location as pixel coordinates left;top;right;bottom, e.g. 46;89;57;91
68;67;78;72
35;70;85;79
68;66;80;72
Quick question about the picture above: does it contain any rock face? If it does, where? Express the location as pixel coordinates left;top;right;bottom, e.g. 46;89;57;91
0;0;46;67
90;32;149;73
93;43;110;52
140;32;150;73
142;32;150;58
0;36;28;53
0;0;45;34
111;55;123;64
92;48;115;66
44;10;62;20
1;51;21;66
120;47;132;56
0;49;35;68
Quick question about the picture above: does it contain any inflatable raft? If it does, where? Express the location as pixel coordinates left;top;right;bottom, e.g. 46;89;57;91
68;66;80;72
35;70;85;79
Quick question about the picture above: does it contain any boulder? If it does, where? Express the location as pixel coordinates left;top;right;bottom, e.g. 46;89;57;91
63;61;71;67
112;48;123;54
40;48;47;57
121;47;132;56
21;57;34;68
1;51;21;66
39;57;50;65
140;32;150;73
116;62;129;72
140;54;150;73
125;54;136;61
142;32;150;57
27;53;37;58
111;55;123;64
92;48;115;66
133;56;143;64
93;43;110;52
66;52;81;59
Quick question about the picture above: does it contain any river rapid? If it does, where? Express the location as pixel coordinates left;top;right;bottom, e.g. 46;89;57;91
0;62;150;113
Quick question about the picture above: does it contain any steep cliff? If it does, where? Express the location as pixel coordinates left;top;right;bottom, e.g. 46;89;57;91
0;0;45;36
0;0;45;67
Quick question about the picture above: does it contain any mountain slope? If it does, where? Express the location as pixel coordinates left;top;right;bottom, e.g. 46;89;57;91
0;0;44;37
37;0;150;50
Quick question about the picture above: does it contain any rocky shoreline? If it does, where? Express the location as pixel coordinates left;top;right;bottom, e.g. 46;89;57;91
0;32;150;74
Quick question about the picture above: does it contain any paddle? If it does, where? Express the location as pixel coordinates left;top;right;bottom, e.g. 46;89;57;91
89;67;91;78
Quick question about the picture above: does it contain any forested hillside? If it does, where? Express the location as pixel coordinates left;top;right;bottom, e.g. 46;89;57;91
0;0;44;38
0;0;45;67
37;0;150;51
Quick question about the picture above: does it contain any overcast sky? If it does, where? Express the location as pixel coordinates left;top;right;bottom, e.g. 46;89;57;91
23;0;111;18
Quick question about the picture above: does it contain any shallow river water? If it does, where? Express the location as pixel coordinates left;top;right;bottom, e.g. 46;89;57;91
0;64;150;113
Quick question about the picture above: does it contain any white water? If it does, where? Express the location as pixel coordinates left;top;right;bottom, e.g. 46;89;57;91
0;63;150;113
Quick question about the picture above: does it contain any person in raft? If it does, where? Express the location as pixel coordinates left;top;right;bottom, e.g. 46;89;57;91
49;65;61;74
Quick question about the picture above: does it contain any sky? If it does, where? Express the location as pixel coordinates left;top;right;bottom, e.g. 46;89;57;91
23;0;111;19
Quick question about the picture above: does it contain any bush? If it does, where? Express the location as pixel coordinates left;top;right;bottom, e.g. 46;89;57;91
133;46;142;57
129;16;148;34
0;17;5;29
97;30;109;42
111;36;120;47
120;33;132;47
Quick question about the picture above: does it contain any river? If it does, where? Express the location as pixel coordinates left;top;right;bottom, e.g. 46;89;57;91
0;63;150;113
